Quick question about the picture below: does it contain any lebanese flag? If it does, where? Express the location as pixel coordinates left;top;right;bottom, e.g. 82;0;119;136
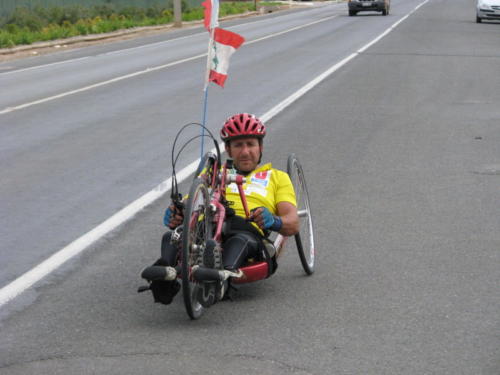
202;0;219;31
207;28;245;87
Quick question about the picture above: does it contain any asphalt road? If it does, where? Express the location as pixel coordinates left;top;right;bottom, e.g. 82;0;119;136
1;0;499;374
0;0;373;288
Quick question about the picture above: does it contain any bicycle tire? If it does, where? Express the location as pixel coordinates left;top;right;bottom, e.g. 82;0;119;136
287;154;315;275
181;177;211;319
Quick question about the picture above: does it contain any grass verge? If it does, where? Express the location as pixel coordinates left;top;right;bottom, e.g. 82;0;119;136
0;2;278;48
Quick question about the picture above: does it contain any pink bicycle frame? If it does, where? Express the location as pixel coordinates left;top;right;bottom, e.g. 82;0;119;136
209;163;288;284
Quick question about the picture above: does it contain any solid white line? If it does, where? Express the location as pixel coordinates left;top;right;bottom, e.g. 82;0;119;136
0;5;337;76
261;52;358;123
0;54;205;115
102;9;328;56
0;56;91;76
0;13;271;76
415;1;428;11
0;0;429;308
246;15;338;45
357;29;390;54
0;33;203;77
0;14;337;115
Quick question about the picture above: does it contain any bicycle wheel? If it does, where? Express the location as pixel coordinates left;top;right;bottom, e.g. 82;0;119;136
287;154;315;275
181;177;211;319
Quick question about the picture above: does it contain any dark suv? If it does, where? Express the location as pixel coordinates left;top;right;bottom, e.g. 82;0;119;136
348;0;390;16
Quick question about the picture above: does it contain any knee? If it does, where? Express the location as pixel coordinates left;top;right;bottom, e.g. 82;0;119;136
161;231;174;250
162;231;173;244
226;232;253;245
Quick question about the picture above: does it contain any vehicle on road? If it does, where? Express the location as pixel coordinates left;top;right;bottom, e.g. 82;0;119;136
348;0;390;16
476;0;500;22
139;123;315;320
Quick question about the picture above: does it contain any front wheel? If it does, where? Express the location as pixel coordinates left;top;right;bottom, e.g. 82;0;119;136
181;177;211;319
287;154;315;275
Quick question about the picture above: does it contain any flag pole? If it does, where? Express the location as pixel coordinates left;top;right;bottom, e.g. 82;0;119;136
201;85;209;158
201;15;217;159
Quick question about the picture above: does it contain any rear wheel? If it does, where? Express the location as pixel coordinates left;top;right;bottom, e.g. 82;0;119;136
287;154;315;275
181;178;211;319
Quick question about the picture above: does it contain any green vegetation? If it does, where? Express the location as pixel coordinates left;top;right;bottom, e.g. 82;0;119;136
0;2;264;48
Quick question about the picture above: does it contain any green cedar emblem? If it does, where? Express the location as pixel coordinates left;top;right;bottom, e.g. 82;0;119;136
212;43;219;69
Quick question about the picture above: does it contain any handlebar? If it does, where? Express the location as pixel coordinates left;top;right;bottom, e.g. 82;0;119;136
225;172;250;219
226;174;246;185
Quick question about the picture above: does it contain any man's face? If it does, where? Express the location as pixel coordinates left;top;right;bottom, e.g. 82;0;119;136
226;137;262;173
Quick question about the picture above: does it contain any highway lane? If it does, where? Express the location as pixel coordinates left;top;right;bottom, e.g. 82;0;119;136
0;0;420;289
0;7;342;109
1;0;499;373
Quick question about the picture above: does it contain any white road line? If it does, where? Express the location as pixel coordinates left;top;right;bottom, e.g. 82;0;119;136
0;14;270;75
0;15;337;116
101;11;333;56
0;0;429;308
0;5;337;76
260;52;358;123
0;34;202;76
246;15;338;45
0;53;206;115
0;56;91;76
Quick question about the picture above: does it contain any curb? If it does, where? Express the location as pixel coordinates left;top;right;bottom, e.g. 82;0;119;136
0;10;262;56
0;25;176;55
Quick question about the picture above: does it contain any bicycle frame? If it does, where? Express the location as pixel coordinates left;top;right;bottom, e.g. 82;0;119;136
198;155;289;284
141;125;314;319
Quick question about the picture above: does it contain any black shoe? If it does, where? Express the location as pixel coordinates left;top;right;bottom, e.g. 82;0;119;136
149;280;180;305
141;265;177;281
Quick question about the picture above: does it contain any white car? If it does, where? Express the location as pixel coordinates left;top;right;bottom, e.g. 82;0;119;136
477;0;500;22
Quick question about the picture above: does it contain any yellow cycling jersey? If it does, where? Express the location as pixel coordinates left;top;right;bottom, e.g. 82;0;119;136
226;163;296;222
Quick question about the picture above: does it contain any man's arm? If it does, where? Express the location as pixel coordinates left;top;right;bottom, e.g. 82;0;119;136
276;201;299;236
251;202;299;236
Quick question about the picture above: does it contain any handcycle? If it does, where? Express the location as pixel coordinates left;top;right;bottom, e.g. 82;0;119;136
142;123;315;319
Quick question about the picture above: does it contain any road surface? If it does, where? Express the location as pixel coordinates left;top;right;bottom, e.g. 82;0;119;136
0;0;498;373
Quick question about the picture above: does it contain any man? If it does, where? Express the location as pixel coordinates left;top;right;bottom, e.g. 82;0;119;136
141;113;298;305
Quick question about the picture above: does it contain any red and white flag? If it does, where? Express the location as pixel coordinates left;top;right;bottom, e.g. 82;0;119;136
202;0;219;30
206;27;245;88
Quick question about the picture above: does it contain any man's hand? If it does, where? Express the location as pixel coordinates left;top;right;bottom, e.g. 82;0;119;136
163;204;184;229
250;207;282;232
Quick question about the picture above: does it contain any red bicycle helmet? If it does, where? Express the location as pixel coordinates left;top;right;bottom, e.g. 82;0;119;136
220;113;266;142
